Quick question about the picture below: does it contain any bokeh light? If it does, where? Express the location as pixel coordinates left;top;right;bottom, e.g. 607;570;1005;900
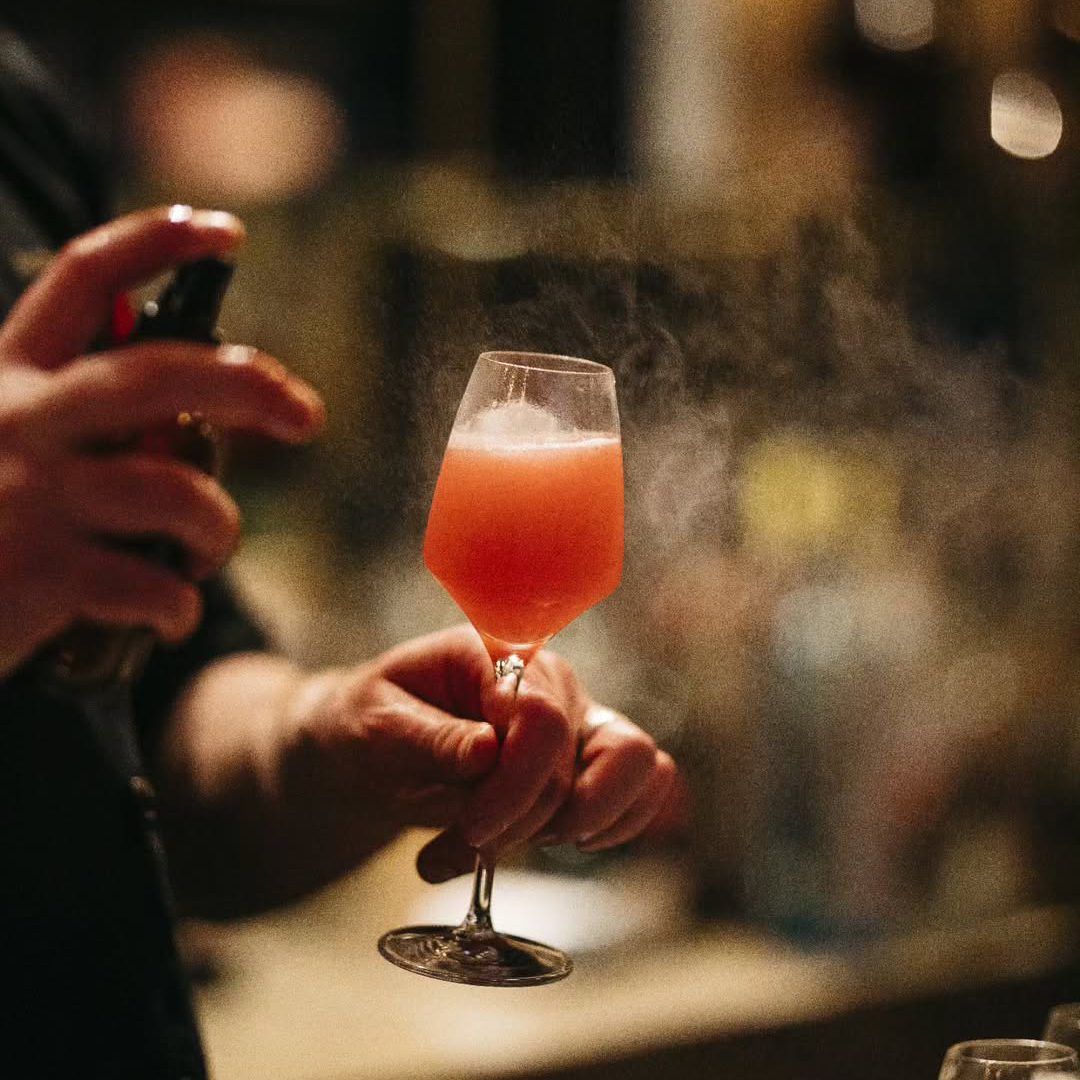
125;34;347;202
1050;0;1080;43
854;0;935;52
990;70;1063;160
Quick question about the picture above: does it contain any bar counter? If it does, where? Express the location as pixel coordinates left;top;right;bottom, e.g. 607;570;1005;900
192;832;1080;1080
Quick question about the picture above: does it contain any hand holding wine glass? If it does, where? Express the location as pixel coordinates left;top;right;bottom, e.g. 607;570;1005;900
379;350;634;986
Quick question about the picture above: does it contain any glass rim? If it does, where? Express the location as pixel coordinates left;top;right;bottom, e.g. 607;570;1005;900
947;1039;1079;1065
479;350;612;376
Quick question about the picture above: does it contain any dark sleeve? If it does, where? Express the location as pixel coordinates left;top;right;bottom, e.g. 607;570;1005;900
0;26;109;309
132;577;271;737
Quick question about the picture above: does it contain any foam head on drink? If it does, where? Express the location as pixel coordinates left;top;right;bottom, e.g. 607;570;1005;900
424;403;624;665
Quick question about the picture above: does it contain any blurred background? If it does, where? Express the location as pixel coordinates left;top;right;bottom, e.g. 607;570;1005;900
11;1;1080;1078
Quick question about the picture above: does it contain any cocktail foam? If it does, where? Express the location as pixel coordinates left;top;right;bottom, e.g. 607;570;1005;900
453;402;613;448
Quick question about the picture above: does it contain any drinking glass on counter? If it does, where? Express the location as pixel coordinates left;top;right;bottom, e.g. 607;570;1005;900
939;1039;1080;1080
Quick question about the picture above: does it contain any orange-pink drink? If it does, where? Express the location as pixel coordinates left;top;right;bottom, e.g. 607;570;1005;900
424;431;624;660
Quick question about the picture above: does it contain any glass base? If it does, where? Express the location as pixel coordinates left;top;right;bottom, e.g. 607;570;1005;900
378;924;572;987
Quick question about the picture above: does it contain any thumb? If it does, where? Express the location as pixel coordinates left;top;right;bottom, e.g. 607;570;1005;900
415;827;477;884
367;695;499;785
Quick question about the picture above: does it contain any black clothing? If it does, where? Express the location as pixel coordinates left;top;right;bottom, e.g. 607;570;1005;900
0;29;266;1079
0;28;108;312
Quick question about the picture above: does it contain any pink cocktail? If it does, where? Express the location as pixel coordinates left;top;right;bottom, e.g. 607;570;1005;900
425;433;623;663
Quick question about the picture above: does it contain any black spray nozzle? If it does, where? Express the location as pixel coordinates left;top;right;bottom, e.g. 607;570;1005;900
137;256;235;342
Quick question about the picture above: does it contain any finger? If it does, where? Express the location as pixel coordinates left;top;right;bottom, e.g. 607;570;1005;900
460;682;574;849
486;773;572;851
59;453;241;575
36;342;324;447
72;540;204;642
373;624;493;719
348;684;499;786
415;826;477;885
418;723;574;877
0;205;244;369
577;752;678;852
542;716;659;843
638;767;692;841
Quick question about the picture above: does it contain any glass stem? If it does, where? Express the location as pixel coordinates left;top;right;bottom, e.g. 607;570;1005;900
459;653;524;939
462;849;496;935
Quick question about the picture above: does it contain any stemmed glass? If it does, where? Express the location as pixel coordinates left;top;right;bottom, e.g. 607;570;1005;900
378;351;624;986
938;1040;1080;1080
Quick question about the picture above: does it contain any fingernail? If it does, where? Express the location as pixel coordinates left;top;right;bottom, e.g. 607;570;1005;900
190;208;241;232
199;209;239;231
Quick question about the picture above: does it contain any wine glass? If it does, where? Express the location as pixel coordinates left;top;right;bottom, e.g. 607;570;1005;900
1044;1006;1080;1053
938;1040;1080;1080
378;350;624;986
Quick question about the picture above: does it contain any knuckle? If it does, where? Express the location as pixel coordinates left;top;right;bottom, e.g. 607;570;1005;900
357;701;406;749
529;649;574;693
0;368;55;443
600;721;656;773
431;722;466;767
68;352;131;407
57;228;122;289
109;342;196;397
